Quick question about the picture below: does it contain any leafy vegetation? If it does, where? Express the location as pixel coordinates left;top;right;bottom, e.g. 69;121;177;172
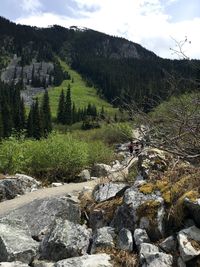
0;132;114;182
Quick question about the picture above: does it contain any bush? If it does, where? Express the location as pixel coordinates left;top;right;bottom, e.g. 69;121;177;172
0;132;116;182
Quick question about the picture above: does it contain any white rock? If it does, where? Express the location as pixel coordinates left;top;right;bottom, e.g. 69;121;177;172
134;228;150;248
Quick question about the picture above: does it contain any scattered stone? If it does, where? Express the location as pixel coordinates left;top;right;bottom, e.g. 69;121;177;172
134;228;150;248
159;235;177;253
178;225;200;262
91;227;116;253
77;169;91;181
93;182;127;202
140;243;173;267
117;228;133;251
55;254;113;267
40;219;91;261
0;174;41;202
0;219;39;263
0;196;81;238
51;183;63;187
91;164;112;177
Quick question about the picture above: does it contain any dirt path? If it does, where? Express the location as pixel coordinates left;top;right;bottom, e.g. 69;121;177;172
0;156;137;216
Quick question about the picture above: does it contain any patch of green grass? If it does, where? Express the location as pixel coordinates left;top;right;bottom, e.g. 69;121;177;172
38;59;118;119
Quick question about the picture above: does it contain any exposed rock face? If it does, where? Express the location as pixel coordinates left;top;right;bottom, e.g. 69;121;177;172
184;198;200;227
140;243;173;267
159;236;177;253
91;227;116;253
117;228;133;251
0;219;39;263
111;186;165;240
91;164;112;177
1;196;81;238
0;262;29;267
178;226;200;262
93;183;127;202
40;219;91;261
134;228;150;248
0;174;41;202
55;254;113;267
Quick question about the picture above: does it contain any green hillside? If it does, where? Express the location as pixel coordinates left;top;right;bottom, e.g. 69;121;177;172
38;60;118;119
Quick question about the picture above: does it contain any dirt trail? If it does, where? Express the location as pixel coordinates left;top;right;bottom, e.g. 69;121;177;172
0;156;137;216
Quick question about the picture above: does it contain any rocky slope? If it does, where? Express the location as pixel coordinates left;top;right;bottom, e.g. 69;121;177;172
0;143;199;266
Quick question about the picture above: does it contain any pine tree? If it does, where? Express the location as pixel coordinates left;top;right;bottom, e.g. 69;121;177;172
27;104;34;138
0;111;4;138
65;84;72;125
32;98;43;140
2;102;13;137
100;106;105;119
57;89;65;124
72;102;77;123
41;90;52;136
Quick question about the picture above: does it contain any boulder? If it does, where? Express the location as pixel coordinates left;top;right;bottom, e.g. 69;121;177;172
111;187;165;241
55;254;113;267
177;257;186;267
0;219;39;263
77;169;91;181
0;263;29;267
91;164;112;177
159;235;177;253
184;198;200;227
91;227;116;253
134;228;150;248
40;219;91;261
140;243;173;267
93;183;127;202
0;174;41;202
178;226;200;262
117;228;133;251
138;148;170;179
1;196;81;238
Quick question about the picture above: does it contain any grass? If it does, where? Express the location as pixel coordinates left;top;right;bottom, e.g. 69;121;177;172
38;59;119;119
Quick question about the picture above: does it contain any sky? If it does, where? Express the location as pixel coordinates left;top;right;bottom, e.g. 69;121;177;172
0;0;200;59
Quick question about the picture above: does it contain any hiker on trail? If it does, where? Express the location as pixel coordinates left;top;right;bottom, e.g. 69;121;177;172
128;141;134;155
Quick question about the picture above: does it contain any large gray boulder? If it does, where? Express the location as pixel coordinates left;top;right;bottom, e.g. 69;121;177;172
0;219;39;263
178;225;200;262
0;174;41;202
184;198;200;227
40;219;91;261
117;228;133;252
77;169;91;181
111;187;165;241
91;164;112;177
55;254;113;267
93;182;127;202
140;243;173;267
134;228;150;248
0;263;29;267
91;227;116;253
1;196;81;238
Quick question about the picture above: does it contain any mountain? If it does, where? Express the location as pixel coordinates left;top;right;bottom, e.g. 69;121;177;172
0;16;199;111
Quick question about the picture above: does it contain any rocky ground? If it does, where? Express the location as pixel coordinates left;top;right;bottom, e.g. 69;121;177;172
0;143;199;266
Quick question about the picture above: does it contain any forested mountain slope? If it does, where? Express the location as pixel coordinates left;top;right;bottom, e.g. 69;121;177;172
0;16;199;112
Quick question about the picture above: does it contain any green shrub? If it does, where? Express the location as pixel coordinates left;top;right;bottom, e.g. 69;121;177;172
0;132;116;182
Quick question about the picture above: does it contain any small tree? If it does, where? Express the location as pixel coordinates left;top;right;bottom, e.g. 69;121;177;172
57;89;65;124
41;90;52;136
65;84;72;125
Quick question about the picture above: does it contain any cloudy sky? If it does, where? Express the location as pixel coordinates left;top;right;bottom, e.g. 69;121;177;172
0;0;200;59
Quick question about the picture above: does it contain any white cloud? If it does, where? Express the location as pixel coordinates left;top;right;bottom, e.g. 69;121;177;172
21;0;42;12
15;0;200;59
